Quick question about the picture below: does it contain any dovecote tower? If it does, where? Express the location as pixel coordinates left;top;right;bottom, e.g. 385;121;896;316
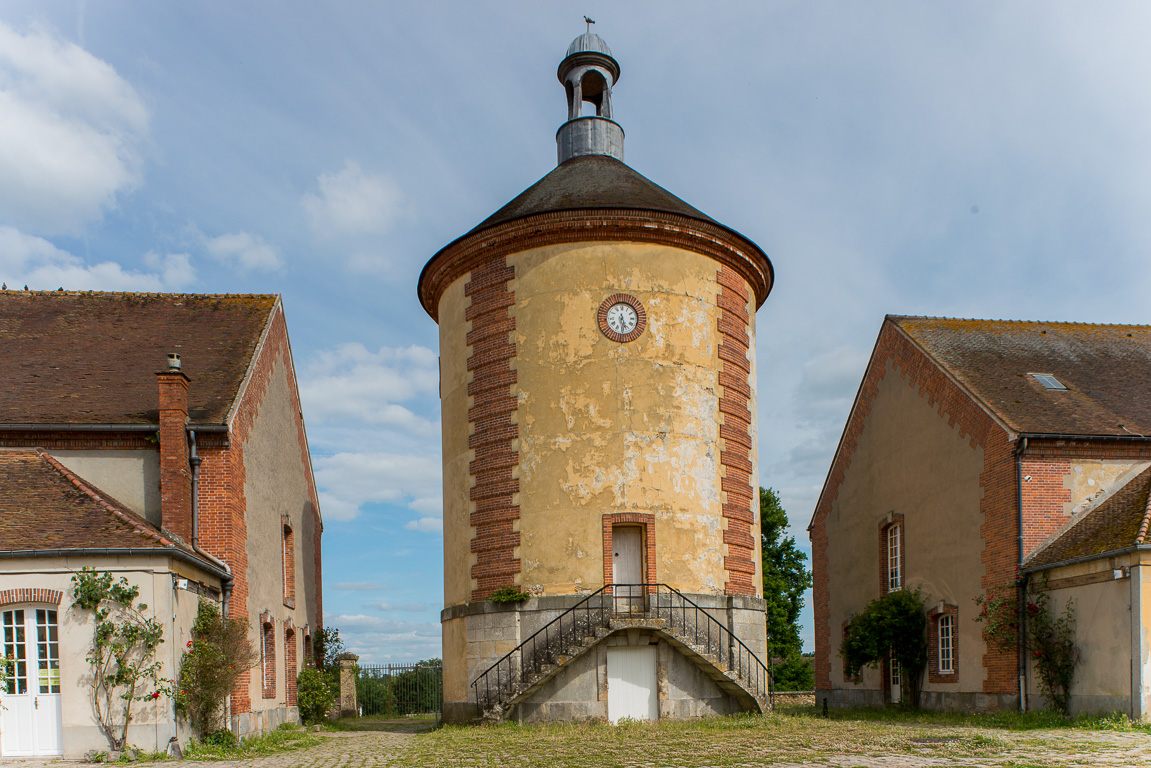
419;31;775;724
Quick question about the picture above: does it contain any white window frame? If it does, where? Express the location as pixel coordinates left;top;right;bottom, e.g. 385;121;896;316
887;524;902;591
938;614;954;674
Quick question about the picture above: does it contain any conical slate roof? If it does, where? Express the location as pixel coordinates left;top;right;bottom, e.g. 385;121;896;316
468;154;717;236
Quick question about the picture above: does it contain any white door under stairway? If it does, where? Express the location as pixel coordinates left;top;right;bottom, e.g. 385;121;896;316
1;607;63;757
607;646;658;723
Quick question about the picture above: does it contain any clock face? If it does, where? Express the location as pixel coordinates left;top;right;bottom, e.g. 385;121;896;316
606;303;638;335
597;294;646;342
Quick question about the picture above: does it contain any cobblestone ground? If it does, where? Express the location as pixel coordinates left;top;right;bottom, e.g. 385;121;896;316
170;726;1151;768
6;722;1151;767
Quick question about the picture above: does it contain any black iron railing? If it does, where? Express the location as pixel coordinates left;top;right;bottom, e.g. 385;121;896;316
470;583;771;716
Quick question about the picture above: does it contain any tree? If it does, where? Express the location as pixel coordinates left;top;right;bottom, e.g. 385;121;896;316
839;588;928;708
760;488;812;660
71;568;168;751
174;601;258;738
314;626;345;695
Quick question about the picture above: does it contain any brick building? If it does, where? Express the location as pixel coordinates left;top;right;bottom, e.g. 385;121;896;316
0;291;322;756
421;33;775;723
810;315;1151;716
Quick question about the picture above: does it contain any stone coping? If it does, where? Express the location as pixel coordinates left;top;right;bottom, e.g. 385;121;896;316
441;591;765;622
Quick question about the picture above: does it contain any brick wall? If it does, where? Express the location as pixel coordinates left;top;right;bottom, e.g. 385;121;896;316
465;256;521;600
716;266;757;596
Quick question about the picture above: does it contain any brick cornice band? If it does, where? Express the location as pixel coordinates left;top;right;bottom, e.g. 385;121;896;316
716;267;757;597
419;209;773;321
0;588;63;607
466;256;521;600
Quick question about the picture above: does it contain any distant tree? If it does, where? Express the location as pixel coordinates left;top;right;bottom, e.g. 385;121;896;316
760;488;812;660
772;654;814;691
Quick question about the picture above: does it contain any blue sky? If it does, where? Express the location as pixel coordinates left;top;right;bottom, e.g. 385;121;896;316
2;2;1151;661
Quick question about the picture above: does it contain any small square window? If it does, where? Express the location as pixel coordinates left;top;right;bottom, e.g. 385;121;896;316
1030;373;1066;390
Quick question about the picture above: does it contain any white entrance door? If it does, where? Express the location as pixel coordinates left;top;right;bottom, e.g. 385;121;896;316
607;646;658;723
889;659;901;705
612;525;643;612
1;608;63;757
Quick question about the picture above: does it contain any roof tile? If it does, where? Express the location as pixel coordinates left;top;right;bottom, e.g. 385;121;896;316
0;291;276;425
891;316;1151;436
0;449;195;554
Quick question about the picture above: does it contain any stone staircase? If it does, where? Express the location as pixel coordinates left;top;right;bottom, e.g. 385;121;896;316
471;585;770;721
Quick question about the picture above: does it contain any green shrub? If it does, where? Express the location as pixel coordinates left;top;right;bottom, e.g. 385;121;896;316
174;601;258;738
488;586;531;603
203;728;238;748
297;665;335;725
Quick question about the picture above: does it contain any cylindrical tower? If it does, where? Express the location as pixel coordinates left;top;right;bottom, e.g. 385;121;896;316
420;31;774;724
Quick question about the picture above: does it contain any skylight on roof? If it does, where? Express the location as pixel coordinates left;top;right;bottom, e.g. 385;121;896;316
1030;373;1067;390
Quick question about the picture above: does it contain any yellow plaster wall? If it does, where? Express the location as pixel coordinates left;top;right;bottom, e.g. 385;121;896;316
825;359;987;693
439;277;474;607
437;242;763;605
1033;558;1132;701
508;242;732;596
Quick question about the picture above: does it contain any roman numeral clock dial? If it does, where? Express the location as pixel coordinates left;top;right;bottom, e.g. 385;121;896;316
597;294;646;343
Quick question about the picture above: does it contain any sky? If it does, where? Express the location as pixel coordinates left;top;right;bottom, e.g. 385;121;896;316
2;1;1151;662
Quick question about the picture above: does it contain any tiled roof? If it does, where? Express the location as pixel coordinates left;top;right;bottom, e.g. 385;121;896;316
1026;464;1151;568
0;291;276;425
469;154;718;235
0;449;195;554
891;316;1151;437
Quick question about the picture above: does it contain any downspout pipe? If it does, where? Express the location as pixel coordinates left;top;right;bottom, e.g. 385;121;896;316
1015;436;1029;712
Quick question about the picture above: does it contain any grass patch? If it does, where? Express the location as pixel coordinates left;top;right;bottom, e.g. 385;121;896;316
779;704;1151;733
400;713;1012;767
182;724;325;760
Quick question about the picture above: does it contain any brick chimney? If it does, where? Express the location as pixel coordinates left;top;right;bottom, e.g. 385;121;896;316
157;353;192;542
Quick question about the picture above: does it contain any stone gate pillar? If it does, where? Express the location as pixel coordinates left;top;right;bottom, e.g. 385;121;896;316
338;652;359;717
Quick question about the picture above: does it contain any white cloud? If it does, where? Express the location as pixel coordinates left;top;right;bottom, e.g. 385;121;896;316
300;343;438;428
144;251;196;289
314;451;442;525
333;582;392;592
404;517;444;534
203;231;283;272
302;160;405;238
0;225;194;291
0;20;148;234
371;602;429;613
327;613;440;662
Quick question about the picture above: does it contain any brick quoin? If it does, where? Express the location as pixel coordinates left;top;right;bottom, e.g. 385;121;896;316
465;256;521;600
716;267;757;596
809;321;1017;695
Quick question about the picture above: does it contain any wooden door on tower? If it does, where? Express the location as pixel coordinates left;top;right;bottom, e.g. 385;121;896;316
1;608;63;757
612;525;643;612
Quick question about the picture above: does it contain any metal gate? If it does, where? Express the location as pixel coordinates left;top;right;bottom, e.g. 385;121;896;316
356;661;442;720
